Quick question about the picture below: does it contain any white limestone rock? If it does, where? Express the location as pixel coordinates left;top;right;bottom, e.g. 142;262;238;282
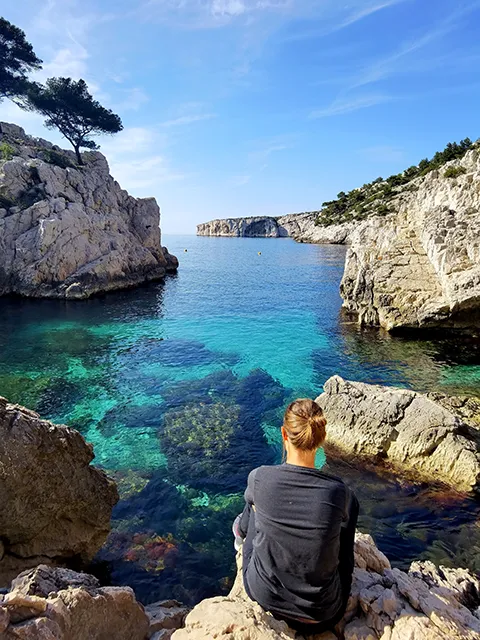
341;150;480;330
0;122;178;299
315;376;480;492
171;533;480;640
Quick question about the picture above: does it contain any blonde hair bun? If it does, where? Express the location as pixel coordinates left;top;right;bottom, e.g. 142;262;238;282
283;399;326;451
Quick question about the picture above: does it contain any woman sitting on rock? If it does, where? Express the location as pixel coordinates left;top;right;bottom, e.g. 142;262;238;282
233;398;359;635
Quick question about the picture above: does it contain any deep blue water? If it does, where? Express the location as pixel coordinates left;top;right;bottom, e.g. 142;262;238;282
1;234;480;604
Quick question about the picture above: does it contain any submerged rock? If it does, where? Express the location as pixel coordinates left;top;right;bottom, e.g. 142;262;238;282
172;533;480;640
341;150;480;330
0;122;178;299
0;396;118;586
315;376;480;493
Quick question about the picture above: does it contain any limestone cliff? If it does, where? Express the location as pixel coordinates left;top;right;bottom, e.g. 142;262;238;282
341;150;480;330
196;213;354;244
0;122;178;299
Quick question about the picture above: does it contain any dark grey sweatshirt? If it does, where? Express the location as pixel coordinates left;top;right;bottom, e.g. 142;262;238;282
242;463;356;623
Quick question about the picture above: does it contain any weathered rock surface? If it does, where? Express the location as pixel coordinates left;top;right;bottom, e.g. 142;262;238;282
0;564;150;639
315;376;480;492
0;397;118;586
0;122;178;299
196;213;354;244
341;150;480;330
172;533;480;639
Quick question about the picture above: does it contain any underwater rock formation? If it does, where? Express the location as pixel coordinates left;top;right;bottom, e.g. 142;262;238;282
158;370;283;492
172;533;480;640
341;149;480;330
0;122;178;299
0;396;118;586
196;213;354;244
316;376;480;493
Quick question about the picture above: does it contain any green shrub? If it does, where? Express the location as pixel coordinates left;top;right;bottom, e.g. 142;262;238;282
0;142;15;161
43;149;76;169
444;165;466;179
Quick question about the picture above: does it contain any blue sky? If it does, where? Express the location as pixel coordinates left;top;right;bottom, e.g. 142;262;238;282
1;0;479;233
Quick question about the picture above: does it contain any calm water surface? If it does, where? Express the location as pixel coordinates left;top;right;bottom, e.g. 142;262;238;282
1;234;480;604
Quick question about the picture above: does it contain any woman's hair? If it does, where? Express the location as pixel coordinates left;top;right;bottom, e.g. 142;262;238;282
283;398;326;451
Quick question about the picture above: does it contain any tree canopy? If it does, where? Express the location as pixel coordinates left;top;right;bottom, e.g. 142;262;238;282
0;17;42;101
26;77;123;164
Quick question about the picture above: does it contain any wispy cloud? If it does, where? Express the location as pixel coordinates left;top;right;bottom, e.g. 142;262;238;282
160;113;216;127
230;174;251;186
339;0;408;29
358;145;405;163
310;94;392;118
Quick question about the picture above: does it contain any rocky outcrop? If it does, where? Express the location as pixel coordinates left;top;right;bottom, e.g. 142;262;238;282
0;397;118;586
0;564;150;639
196;216;291;238
0;122;178;299
315;376;480;493
196;213;354;244
341;150;480;330
172;532;480;640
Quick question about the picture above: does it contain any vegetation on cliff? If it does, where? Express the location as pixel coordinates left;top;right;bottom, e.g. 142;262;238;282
315;137;475;226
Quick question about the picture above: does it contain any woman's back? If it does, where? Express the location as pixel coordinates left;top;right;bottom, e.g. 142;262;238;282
244;463;353;623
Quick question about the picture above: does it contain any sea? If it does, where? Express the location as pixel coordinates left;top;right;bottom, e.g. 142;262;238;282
1;234;480;604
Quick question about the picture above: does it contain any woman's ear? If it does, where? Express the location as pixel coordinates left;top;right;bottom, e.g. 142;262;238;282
281;426;288;442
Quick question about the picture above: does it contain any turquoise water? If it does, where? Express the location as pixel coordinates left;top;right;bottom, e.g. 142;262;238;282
1;234;480;604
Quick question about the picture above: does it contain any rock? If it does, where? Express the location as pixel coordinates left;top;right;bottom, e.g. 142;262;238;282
172;533;480;640
0;397;118;586
0;565;149;639
146;600;189;634
0;122;178;299
315;376;480;492
341;150;480;330
196;213;354;244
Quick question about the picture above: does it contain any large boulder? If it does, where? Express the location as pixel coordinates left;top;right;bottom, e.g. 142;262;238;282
0;565;150;639
341;150;480;330
172;533;480;640
0;397;118;585
0;122;178;299
315;376;480;492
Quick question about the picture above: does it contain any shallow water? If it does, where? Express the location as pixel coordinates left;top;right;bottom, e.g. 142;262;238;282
1;234;480;604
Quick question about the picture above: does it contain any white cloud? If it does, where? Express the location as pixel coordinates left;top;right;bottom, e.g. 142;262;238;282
160;113;216;127
114;88;149;112
310;94;392;118
101;127;184;193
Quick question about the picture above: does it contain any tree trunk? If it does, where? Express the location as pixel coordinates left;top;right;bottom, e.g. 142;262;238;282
74;144;83;166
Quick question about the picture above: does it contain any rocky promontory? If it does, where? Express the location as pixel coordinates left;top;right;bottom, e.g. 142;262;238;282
0;122;178;299
196;213;354;244
316;376;480;493
341;150;480;330
0;396;118;585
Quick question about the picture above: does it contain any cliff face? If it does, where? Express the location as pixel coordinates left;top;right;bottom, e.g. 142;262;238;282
197;213;354;244
0;122;178;299
341;150;480;330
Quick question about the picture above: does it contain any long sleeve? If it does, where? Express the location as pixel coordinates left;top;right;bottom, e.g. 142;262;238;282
239;468;258;537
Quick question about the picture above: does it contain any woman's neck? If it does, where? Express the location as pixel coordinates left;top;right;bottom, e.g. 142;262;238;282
286;448;317;469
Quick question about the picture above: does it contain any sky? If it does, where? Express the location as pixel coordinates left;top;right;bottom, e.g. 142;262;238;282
1;0;480;233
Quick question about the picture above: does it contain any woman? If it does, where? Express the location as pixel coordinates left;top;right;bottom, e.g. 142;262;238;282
233;398;359;635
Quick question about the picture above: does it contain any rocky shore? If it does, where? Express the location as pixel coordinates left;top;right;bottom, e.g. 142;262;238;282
0;122;178;299
1;392;480;639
